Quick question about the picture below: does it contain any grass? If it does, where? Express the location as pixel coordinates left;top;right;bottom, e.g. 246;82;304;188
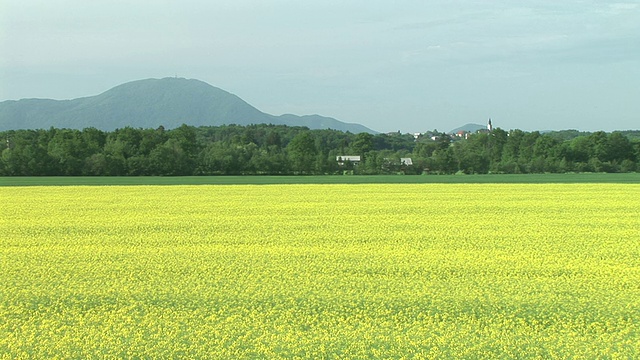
1;173;639;186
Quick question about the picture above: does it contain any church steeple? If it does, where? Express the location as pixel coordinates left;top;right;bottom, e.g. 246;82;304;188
487;118;493;132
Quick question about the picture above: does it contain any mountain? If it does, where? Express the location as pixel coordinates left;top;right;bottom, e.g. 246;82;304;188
448;123;486;134
275;113;368;132
0;77;377;133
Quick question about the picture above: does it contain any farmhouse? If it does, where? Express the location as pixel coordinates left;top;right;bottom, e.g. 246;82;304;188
336;155;361;166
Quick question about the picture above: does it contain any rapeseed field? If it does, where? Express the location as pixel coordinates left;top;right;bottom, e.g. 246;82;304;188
1;184;639;358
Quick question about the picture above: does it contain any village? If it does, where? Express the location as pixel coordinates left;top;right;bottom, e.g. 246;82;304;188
336;119;495;168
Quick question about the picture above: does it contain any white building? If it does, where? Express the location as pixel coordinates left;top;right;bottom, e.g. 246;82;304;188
400;158;413;166
336;156;361;166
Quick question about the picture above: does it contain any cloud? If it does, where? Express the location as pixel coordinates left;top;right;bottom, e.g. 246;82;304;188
608;3;639;13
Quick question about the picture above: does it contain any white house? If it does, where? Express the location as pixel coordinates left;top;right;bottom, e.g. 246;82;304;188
336;156;361;166
400;158;413;166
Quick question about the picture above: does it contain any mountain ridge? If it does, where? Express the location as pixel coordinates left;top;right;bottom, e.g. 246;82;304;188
0;77;377;133
448;123;486;134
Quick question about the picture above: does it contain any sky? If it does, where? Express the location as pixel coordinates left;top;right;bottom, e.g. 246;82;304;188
1;0;639;133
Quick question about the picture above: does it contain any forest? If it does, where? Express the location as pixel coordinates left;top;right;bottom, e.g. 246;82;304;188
1;124;639;176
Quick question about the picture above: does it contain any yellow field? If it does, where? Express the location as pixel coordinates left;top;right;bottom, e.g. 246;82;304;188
1;184;639;358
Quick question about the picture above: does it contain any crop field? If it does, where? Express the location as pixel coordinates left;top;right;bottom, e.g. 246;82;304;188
1;184;639;358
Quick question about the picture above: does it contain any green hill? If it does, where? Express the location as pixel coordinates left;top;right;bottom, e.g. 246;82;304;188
448;123;486;134
0;78;377;133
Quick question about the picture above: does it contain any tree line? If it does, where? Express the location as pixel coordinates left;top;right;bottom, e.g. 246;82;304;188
1;124;638;176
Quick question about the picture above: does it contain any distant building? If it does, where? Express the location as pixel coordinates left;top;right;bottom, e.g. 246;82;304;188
336;156;361;166
477;118;494;134
400;158;413;166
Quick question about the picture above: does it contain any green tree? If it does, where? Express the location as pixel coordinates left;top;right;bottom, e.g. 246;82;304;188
287;131;317;174
148;138;195;175
452;134;489;174
47;129;85;175
351;133;374;156
606;132;634;163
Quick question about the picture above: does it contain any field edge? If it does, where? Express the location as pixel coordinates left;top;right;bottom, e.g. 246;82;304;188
1;173;639;186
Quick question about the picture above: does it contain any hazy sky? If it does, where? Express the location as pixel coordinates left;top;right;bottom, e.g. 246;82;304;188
1;0;639;133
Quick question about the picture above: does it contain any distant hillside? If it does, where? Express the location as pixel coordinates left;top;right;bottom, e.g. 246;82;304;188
0;77;377;133
448;123;486;134
275;114;370;132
